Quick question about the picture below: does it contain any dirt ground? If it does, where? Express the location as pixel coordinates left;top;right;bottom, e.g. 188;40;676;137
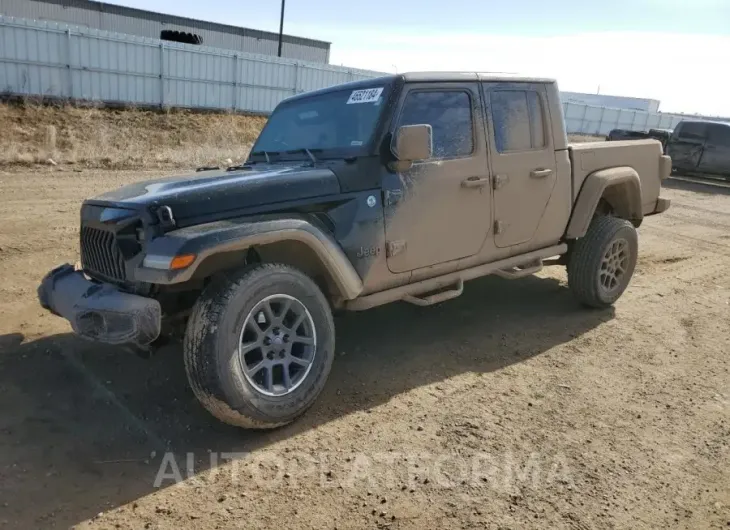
0;169;728;529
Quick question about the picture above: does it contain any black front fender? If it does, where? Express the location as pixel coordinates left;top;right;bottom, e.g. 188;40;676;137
134;214;364;300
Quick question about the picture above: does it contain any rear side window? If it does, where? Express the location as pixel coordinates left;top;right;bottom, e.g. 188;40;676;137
398;91;474;159
490;90;546;152
707;124;730;147
677;122;707;140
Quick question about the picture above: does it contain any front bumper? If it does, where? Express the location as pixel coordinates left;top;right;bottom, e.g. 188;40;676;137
38;264;161;346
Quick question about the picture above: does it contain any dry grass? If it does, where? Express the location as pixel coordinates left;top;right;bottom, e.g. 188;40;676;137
0;102;267;170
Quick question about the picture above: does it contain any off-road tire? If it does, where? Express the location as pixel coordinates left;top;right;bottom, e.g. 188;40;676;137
183;263;335;429
568;216;638;308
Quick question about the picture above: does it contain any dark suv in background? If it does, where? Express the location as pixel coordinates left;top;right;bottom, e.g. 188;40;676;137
666;120;730;180
607;128;673;149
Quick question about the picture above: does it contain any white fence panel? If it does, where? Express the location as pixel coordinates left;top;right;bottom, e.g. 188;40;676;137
600;108;620;135
562;102;586;134
0;15;383;113
582;105;603;135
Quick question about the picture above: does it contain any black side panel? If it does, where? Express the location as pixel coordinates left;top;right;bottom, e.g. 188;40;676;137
325;191;386;282
328;157;385;192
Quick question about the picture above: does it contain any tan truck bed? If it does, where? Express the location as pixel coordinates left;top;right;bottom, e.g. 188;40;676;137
569;139;672;215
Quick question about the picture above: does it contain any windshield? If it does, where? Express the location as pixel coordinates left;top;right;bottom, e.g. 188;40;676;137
251;84;391;159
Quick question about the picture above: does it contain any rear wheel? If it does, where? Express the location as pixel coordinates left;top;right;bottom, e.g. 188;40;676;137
184;264;335;429
568;216;638;308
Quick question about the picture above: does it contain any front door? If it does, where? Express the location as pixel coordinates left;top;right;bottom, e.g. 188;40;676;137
482;83;557;248
698;124;730;176
667;122;707;171
384;83;491;273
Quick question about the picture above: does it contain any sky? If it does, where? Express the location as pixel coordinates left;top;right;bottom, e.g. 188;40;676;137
114;0;730;116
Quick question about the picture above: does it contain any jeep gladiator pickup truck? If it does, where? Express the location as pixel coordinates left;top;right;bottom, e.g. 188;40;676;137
38;72;672;429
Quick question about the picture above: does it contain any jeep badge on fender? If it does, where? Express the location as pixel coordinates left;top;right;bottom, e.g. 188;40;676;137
356;246;381;259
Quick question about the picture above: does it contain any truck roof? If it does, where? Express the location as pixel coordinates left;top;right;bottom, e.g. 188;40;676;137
677;119;730;127
284;72;557;104
402;71;557;84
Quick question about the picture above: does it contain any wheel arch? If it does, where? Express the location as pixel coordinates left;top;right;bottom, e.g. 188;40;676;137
243;240;346;302
565;166;643;239
136;215;363;301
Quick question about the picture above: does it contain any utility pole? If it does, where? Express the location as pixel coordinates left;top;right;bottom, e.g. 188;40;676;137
277;0;286;57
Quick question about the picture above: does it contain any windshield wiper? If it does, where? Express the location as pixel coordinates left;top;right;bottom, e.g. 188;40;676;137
286;148;321;165
250;150;280;163
225;164;255;172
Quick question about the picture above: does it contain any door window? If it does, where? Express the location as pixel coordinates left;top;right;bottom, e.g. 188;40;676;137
490;90;546;152
677;122;707;141
707;124;730;147
397;91;474;159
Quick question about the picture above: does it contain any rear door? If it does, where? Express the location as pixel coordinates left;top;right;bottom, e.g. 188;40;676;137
383;83;491;273
667;122;707;171
698;124;730;176
481;82;557;248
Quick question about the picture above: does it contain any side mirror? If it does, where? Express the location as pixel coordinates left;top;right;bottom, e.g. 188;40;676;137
391;124;433;162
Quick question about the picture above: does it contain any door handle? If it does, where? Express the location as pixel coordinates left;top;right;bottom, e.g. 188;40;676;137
461;176;490;188
530;168;553;178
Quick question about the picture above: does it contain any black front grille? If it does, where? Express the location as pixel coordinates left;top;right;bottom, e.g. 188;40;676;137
80;226;126;281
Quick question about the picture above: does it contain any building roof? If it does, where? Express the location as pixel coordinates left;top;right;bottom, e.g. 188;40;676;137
28;0;331;49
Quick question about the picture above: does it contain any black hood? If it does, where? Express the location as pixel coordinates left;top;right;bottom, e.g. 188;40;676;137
89;165;341;222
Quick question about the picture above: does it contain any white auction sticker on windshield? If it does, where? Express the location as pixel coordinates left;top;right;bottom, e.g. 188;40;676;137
347;87;384;104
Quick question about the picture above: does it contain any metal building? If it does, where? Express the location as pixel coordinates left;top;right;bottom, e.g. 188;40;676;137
0;0;331;63
560;91;660;113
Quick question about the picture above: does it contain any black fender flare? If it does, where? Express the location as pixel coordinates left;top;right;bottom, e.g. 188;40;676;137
134;214;364;300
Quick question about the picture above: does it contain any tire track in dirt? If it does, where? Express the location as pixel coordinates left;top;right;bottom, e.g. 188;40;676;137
664;208;730;231
642;224;730;258
669;201;730;218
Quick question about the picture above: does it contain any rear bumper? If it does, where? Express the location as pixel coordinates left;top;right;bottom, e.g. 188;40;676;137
660;155;672;180
38;264;161;346
650;196;671;215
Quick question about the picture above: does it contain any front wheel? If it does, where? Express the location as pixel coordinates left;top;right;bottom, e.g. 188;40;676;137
568;216;638;308
184;263;335;429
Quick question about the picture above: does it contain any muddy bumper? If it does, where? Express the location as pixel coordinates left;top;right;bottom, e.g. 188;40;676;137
654;197;672;213
650;197;671;215
37;264;161;346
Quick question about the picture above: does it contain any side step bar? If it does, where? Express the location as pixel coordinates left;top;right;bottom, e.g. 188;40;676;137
346;244;567;311
404;260;542;306
402;280;464;307
494;259;543;280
